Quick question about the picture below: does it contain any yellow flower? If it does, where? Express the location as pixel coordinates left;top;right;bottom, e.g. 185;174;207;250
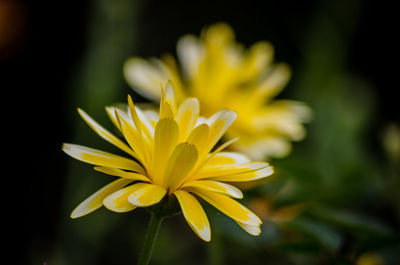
63;83;273;241
124;23;312;160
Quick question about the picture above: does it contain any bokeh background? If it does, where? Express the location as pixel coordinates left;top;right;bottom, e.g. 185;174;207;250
2;0;399;264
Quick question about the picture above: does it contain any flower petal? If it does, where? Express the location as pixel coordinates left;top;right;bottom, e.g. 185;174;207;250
103;183;142;213
62;144;145;173
177;35;204;79
211;165;274;182
174;190;211;242
253;63;291;102
182;180;243;199
78;108;137;158
152;118;179;185
236;222;261;236
204;152;251;166
105;105;127;132
196;162;270;180
176;98;200;141
164;142;198;190
127;183;167;207
94;166;150;182
123;57;167;100
205;110;237;154
71;178;133;218
189;188;261;226
115;109;149;167
187;123;209;154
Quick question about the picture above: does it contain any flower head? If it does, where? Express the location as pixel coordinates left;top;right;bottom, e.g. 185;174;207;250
63;83;273;241
124;23;312;160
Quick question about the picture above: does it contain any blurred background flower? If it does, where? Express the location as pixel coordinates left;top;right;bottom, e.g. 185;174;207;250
124;22;312;160
4;0;398;264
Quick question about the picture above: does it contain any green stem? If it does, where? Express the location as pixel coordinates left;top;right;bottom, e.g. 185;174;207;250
137;210;164;265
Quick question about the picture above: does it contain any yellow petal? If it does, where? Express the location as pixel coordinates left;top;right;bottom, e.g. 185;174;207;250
165;142;198;190
196;162;270;180
240;41;273;81
126;96;156;140
159;102;174;120
62;144;145;173
182;180;243;199
105;105;129;131
103;183;142;213
188;137;240;181
127;183;167;207
253;63;291;102
77;108;137;158
127;96;153;164
94;166;150;182
152;118;179;185
204;152;251;166
210;165;274;182
164;81;177;111
174;190;211;242
114;109;147;164
236;222;261;236
189;188;261;226
187;123;209;154
159;82;177;119
205;110;237;154
123;57;167;100
176;98;200;141
71;178;133;218
177;35;204;79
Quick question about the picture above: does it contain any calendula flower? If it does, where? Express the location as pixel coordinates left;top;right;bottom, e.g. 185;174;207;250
63;83;273;241
124;23;312;160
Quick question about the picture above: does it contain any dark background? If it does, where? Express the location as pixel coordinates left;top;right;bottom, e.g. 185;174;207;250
1;0;398;264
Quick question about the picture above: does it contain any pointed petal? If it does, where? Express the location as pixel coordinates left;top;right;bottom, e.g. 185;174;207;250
164;81;177;112
240;41;273;81
174;190;211;242
127;183;167;207
78;108;137;158
114;109;151;167
212;165;273;182
204;152;251;166
176;98;200;141
182;180;243;199
123;57;166;100
71;178;133;218
236;222;261;236
106;105;130;131
210;165;274;182
177;35;204;79
152;118;179;185
94;166;150;182
103;183;142;213
187;123;209;154
205;110;237;154
62;144;145;173
253;63;291;101
189;188;262;226
165;142;198;190
196;162;270;180
159;82;177;119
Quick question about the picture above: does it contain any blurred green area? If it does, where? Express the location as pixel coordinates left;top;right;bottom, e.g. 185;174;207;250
20;0;398;264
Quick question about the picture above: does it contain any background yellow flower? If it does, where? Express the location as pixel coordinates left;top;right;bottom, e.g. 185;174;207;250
124;23;312;159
